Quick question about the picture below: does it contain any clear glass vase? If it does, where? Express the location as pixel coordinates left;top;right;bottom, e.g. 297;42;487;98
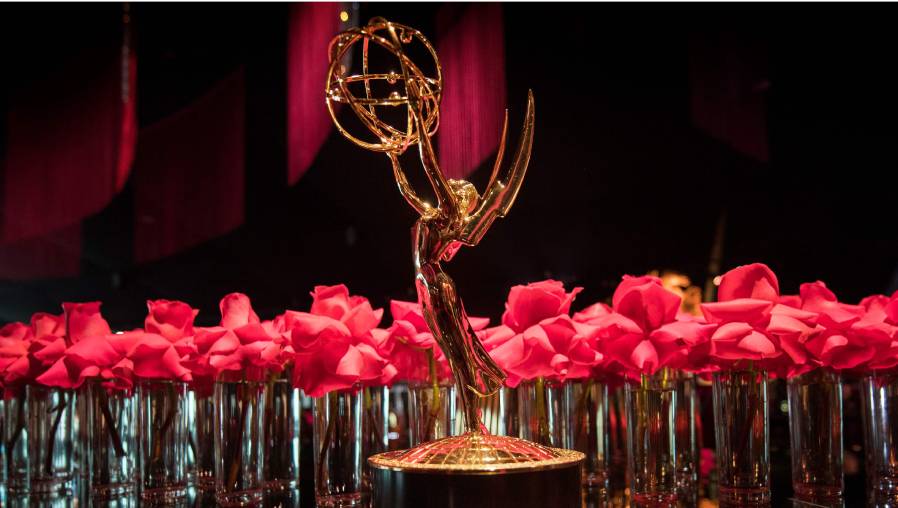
674;372;699;506
263;371;302;492
408;381;456;446
608;383;629;507
190;388;215;490
565;379;610;498
313;386;365;507
214;380;266;506
625;370;678;507
388;383;411;451
473;385;518;437
713;369;770;506
787;369;843;505
862;370;898;506
137;379;188;502
85;381;137;498
361;385;389;494
517;378;566;447
3;385;75;496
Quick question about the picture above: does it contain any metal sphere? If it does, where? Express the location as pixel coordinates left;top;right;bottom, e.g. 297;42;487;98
325;18;442;153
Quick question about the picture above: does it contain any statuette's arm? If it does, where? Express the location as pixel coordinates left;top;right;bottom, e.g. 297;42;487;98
388;153;432;216
411;97;457;219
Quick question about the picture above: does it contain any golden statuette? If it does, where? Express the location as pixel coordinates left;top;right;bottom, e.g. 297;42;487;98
326;19;581;505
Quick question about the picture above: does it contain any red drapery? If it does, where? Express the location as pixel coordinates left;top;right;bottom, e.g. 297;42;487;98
436;4;507;180
287;2;343;186
133;68;246;264
0;6;136;279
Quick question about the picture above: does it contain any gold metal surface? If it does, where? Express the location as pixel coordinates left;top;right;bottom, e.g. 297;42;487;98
326;18;555;470
368;433;583;474
326;17;534;436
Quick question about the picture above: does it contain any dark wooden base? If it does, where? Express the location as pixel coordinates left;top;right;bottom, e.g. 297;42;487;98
369;461;582;508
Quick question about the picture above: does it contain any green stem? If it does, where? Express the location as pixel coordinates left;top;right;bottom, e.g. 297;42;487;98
424;349;441;441
535;377;549;443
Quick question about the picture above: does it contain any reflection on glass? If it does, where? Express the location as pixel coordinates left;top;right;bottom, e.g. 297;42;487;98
626;370;677;507
713;369;770;506
788;369;843;506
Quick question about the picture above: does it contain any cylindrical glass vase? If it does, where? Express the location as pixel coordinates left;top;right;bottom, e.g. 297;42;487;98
862;370;898;506
214;380;265;506
712;369;770;506
85;381;137;498
264;372;302;492
137;379;188;502
625;370;678;507
472;385;518;437
313;386;365;507
518;378;567;447
787;369;843;505
565;379;609;496
3;385;75;496
191;388;215;490
408;381;456;446
608;383;629;507
674;372;699;506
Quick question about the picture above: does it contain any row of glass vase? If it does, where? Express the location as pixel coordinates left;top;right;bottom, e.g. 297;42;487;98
315;370;898;507
0;373;303;506
4;369;898;506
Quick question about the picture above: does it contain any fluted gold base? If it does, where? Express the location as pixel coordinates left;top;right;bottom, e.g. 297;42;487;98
368;433;584;508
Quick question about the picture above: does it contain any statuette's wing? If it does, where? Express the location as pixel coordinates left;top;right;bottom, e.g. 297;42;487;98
458;90;535;246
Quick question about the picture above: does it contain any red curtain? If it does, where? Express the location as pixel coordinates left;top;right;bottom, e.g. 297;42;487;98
133;68;246;264
287;3;343;186
436;4;507;180
0;6;136;279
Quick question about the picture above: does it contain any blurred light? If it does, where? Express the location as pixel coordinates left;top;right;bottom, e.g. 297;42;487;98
780;400;789;413
713;275;722;286
340;11;349;22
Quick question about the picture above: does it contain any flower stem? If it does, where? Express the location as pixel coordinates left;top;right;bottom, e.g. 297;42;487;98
535;377;549;443
424;349;441;441
45;392;68;475
99;388;126;458
226;383;250;491
7;391;26;454
316;393;338;495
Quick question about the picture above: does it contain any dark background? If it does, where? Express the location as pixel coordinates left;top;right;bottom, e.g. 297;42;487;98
1;3;893;506
2;3;896;328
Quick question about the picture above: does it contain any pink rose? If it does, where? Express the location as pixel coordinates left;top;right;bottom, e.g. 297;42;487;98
182;294;285;382
716;263;780;303
597;276;714;376
63;302;112;343
2;305;112;387
850;293;898;371
285;285;395;396
698;264;786;370
487;315;602;387
572;302;612;325
380;300;489;383
501;280;583;333
145;299;198;343
37;333;135;389
127;332;192;382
